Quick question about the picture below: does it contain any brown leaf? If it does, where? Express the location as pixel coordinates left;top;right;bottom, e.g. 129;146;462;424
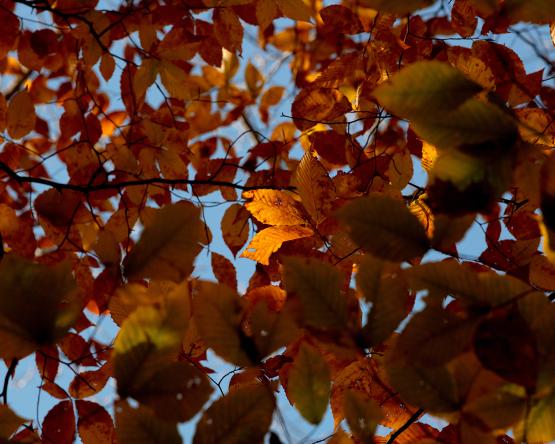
41;400;75;444
76;400;116;444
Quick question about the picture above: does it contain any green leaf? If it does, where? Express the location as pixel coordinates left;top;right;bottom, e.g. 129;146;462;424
0;255;79;360
374;61;481;119
116;403;181;444
338;194;430;262
193;383;275;444
123;202;203;282
358;0;434;14
282;257;348;329
193;281;254;366
288;343;331;424
295;152;335;225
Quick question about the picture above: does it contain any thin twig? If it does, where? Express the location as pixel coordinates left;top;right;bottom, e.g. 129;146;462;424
386;408;424;444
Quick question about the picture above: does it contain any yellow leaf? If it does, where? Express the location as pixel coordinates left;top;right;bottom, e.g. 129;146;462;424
244;189;306;226
7;90;35;139
374;61;481;119
295;152;335;225
0;255;79;360
241;225;314;265
338;194;430;262
276;0;313;22
287;343;331;424
193;383;275;444
123;202;203;282
282;257;348;329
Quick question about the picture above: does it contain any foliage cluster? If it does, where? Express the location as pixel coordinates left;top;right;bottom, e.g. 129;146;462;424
1;0;555;443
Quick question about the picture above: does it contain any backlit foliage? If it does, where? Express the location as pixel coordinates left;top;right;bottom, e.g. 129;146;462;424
1;0;555;443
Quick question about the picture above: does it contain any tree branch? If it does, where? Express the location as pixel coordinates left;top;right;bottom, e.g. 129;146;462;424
386;408;424;444
1;358;19;405
0;161;295;193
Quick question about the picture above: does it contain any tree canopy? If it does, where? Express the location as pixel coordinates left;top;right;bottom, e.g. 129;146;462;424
1;0;555;443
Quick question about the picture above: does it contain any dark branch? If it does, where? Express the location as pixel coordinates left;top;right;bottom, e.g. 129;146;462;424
386;408;424;444
1;358;19;405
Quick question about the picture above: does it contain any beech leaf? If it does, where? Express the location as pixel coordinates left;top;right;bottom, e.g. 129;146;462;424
287;343;331;424
338;194;430;262
123;202;203;282
193;383;275;444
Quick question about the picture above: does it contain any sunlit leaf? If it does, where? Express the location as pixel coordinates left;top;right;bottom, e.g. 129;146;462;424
241;225;314;265
244;190;306;226
295;152;335;225
193;383;275;444
338;194;430;262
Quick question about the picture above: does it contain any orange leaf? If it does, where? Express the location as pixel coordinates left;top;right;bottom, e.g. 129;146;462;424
7;90;35;139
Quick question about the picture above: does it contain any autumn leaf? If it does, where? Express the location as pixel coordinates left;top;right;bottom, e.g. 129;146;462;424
338;194;430;262
283;257;349;329
76;400;116;444
42;401;76;444
0;256;79;360
358;0;434;14
287;343;331;424
0;405;25;440
193;383;275;444
241;225;314;265
7;90;35;139
193;281;255;366
244;189;306;226
374;61;482;119
116;403;181;444
123;202;203;282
